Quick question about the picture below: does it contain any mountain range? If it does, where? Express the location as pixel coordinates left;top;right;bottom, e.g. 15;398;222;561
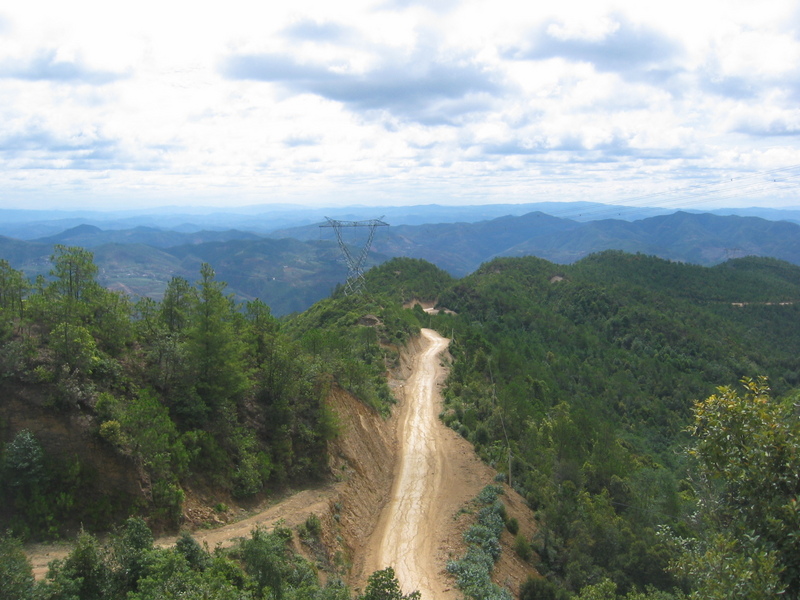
2;209;800;315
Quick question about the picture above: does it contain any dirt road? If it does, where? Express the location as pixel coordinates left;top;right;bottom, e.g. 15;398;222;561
364;329;450;597
26;484;337;579
28;328;502;596
360;328;495;599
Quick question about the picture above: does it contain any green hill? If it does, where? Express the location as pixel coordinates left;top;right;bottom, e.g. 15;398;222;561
427;252;800;596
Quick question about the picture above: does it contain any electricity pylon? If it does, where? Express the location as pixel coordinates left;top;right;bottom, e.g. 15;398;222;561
320;217;389;295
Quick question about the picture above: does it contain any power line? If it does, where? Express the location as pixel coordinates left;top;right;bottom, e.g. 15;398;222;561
320;217;390;295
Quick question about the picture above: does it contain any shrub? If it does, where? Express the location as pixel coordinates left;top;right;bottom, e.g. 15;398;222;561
519;576;568;600
99;420;124;446
514;533;532;562
305;513;322;537
506;517;519;535
175;532;210;571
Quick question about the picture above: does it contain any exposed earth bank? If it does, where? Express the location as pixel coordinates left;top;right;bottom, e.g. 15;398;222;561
27;328;538;596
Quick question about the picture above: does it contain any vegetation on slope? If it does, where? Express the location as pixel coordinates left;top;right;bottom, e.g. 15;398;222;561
0;518;418;600
429;252;800;598
4;242;800;600
0;247;419;539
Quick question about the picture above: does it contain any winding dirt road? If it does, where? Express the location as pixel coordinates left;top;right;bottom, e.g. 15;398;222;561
361;328;485;599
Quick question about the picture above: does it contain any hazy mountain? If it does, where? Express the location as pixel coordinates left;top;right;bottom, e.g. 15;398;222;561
34;224;263;249
6;201;799;241
500;211;800;266
3;209;800;315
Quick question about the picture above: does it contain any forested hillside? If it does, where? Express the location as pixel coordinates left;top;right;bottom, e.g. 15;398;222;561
0;247;422;540
427;251;800;598
3;248;800;599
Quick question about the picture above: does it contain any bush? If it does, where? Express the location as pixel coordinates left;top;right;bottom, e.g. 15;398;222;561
152;481;185;525
514;533;532;562
506;516;519;535
446;487;513;600
519;576;568;600
305;513;322;537
361;567;421;600
175;532;210;571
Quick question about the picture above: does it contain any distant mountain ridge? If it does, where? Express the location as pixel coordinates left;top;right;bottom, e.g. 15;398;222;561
3;201;800;240
2;210;800;314
372;211;800;275
34;224;262;248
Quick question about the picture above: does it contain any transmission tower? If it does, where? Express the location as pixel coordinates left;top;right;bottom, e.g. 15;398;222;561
320;217;389;295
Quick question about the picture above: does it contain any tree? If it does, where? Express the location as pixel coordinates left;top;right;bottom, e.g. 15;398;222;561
48;245;100;325
160;276;195;334
359;567;420;600
108;517;154;595
0;533;34;600
49;322;98;375
89;287;133;356
0;259;27;322
44;530;111;600
121;389;188;481
3;429;46;493
239;526;287;600
677;376;800;597
186;264;247;420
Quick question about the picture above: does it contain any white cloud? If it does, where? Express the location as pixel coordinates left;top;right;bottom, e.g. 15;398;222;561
0;0;799;209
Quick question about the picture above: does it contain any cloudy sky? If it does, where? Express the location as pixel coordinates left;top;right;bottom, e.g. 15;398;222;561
2;0;800;210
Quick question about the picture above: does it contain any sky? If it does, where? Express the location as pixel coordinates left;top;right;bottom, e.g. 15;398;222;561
2;0;800;211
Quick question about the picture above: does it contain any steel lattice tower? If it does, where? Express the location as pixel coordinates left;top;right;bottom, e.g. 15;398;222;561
320;217;389;295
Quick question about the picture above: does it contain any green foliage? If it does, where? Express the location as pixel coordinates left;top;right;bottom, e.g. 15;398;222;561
238;526;289;599
0;249;351;529
359;567;421;600
362;257;455;303
49;322;98;375
434;252;800;595
0;259;27;325
514;533;532;562
0;533;34;600
287;292;420;413
674;377;800;597
519;576;569;600
43;530;111;600
185;263;248;422
108;517;154;595
506;516;519;535
3;429;46;491
670;533;783;600
48;245;100;325
447;486;512;600
175;532;211;571
121;389;189;480
23;520;368;600
127;548;250;600
305;513;322;537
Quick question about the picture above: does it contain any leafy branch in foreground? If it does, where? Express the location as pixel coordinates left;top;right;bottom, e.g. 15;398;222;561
672;376;800;599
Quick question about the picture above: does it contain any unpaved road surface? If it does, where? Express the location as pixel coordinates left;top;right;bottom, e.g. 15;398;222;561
26;485;336;579
364;329;450;597
360;328;495;599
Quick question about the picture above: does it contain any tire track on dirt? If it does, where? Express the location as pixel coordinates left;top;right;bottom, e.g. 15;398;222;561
361;328;483;599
